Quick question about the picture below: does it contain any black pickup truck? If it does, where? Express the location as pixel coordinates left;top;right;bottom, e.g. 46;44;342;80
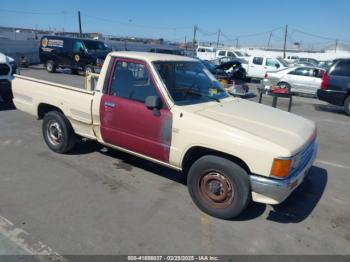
317;59;350;115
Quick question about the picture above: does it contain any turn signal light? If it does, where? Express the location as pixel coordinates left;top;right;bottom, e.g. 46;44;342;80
271;159;292;178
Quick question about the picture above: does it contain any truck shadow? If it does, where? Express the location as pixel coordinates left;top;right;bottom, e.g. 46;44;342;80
234;166;327;222
266;166;328;223
68;141;327;223
98;144;187;185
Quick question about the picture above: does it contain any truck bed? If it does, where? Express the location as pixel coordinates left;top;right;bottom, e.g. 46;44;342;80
12;74;96;139
20;66;85;89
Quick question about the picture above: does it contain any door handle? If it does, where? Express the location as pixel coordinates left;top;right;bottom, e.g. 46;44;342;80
104;101;116;108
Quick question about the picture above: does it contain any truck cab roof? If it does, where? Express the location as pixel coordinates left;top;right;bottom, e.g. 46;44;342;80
109;51;196;63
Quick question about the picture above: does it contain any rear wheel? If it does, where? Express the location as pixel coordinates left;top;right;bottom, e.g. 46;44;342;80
45;60;56;73
344;96;350;116
42;111;76;153
187;155;251;219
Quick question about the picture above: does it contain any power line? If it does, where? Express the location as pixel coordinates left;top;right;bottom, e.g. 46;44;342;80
83;14;191;31
222;26;284;39
292;28;350;43
197;27;218;36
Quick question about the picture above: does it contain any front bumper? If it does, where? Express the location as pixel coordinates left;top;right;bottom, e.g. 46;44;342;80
250;142;318;205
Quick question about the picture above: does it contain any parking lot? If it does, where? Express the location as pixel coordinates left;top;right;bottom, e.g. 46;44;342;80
0;66;349;256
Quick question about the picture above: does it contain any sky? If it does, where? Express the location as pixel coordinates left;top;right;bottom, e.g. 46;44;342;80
1;0;350;48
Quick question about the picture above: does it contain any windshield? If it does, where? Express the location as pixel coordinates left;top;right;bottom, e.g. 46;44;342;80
153;61;229;105
83;40;109;52
277;58;289;67
235;51;244;56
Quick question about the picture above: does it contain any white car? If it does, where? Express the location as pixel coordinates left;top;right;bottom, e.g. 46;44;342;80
0;53;18;102
263;66;325;95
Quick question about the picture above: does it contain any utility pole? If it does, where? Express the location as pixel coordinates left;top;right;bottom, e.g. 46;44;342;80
78;11;83;37
335;39;338;53
235;38;239;49
283;24;288;58
192;25;198;48
216;29;221;47
185;36;187;50
267;31;272;48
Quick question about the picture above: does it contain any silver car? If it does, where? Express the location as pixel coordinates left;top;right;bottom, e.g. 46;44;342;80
263;66;325;95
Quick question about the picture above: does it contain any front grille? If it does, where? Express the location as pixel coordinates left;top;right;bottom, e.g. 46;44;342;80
0;64;10;75
290;140;315;177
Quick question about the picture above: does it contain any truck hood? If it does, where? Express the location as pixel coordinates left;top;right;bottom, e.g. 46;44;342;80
195;98;315;155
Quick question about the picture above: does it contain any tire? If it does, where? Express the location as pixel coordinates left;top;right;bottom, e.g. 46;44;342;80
42;111;76;153
187;155;251;219
277;81;291;92
84;65;94;76
344;95;350;116
45;60;56;73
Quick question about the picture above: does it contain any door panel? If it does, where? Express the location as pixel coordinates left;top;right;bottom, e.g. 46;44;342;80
100;58;172;163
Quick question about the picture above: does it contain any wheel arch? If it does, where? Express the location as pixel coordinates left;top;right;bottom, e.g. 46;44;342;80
181;146;251;175
37;103;64;120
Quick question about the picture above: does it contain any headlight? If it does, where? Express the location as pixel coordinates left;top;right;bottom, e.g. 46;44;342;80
270;158;292;179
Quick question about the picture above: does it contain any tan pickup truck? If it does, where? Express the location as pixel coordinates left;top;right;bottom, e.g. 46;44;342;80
12;52;318;219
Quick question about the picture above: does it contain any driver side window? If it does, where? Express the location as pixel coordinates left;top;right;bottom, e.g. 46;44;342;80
109;60;158;103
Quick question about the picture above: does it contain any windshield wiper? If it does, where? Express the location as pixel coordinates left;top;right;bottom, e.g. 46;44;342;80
184;88;221;103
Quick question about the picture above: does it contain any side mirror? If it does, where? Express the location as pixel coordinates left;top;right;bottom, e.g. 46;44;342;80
275;63;280;69
79;47;86;53
145;96;162;116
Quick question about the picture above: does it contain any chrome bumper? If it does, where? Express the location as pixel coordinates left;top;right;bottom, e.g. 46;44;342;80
250;143;318;204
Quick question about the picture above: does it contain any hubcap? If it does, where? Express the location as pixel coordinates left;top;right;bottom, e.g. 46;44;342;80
199;172;234;209
47;63;52;71
47;120;62;145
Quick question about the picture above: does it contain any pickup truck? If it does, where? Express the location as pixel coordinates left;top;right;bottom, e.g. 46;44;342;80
245;56;289;79
12;51;318;219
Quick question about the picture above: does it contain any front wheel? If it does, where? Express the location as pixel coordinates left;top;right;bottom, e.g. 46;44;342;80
187;155;251;219
42;111;76;153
